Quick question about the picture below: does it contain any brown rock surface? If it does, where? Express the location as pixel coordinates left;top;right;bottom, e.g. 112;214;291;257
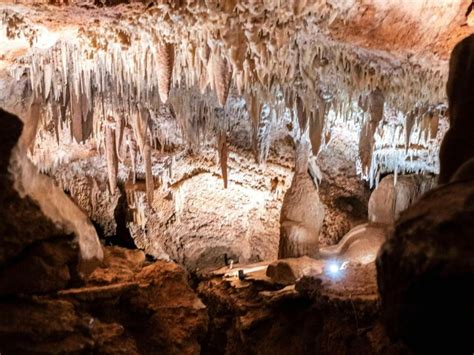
439;34;474;184
266;256;324;285
0;109;82;294
198;261;406;355
377;181;474;353
0;246;209;354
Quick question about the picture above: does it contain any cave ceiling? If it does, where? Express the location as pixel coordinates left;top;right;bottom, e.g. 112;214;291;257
0;0;472;189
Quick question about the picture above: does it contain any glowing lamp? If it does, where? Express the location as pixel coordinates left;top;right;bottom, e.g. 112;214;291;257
328;262;340;275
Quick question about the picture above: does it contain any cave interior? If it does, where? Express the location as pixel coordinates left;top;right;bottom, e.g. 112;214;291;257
0;0;473;354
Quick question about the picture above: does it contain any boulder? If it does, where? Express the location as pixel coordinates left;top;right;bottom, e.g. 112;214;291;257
368;174;435;225
266;256;324;285
377;181;474;353
439;34;474;184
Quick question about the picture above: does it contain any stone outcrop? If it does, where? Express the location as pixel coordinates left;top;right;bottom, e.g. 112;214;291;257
0;246;209;354
368;174;436;225
376;182;474;353
439;34;474;184
451;156;474;183
0;108;99;294
278;142;325;258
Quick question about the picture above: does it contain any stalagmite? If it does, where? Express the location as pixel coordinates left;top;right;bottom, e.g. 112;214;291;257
217;130;228;188
156;41;174;104
278;138;325;259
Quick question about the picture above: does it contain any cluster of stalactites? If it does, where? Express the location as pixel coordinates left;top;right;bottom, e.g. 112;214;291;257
25;35;178;203
11;2;450;193
357;102;448;187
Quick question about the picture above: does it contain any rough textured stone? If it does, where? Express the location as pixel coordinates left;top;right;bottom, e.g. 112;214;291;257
198;261;406;355
0;109;81;294
368;174;436;225
0;246;209;355
377;181;474;353
439;34;474;184
266;256;324;285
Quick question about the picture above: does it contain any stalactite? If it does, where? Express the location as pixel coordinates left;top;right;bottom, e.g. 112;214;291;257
105;117;118;195
1;5;451;198
211;50;233;107
115;116;125;162
144;143;154;204
217;130;228;188
358;89;385;177
156;41;175;103
126;126;138;184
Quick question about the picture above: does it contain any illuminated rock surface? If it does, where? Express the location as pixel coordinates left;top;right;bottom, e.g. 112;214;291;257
368;173;436;225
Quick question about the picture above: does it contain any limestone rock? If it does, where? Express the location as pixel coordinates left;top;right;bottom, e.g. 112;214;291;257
266;256;324;285
319;223;388;265
377;181;474;353
0;239;78;295
451;156;474;183
278;142;325;258
368;174;436;225
198;260;402;354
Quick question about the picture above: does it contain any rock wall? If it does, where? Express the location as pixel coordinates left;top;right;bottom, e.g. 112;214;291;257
129;149;289;271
